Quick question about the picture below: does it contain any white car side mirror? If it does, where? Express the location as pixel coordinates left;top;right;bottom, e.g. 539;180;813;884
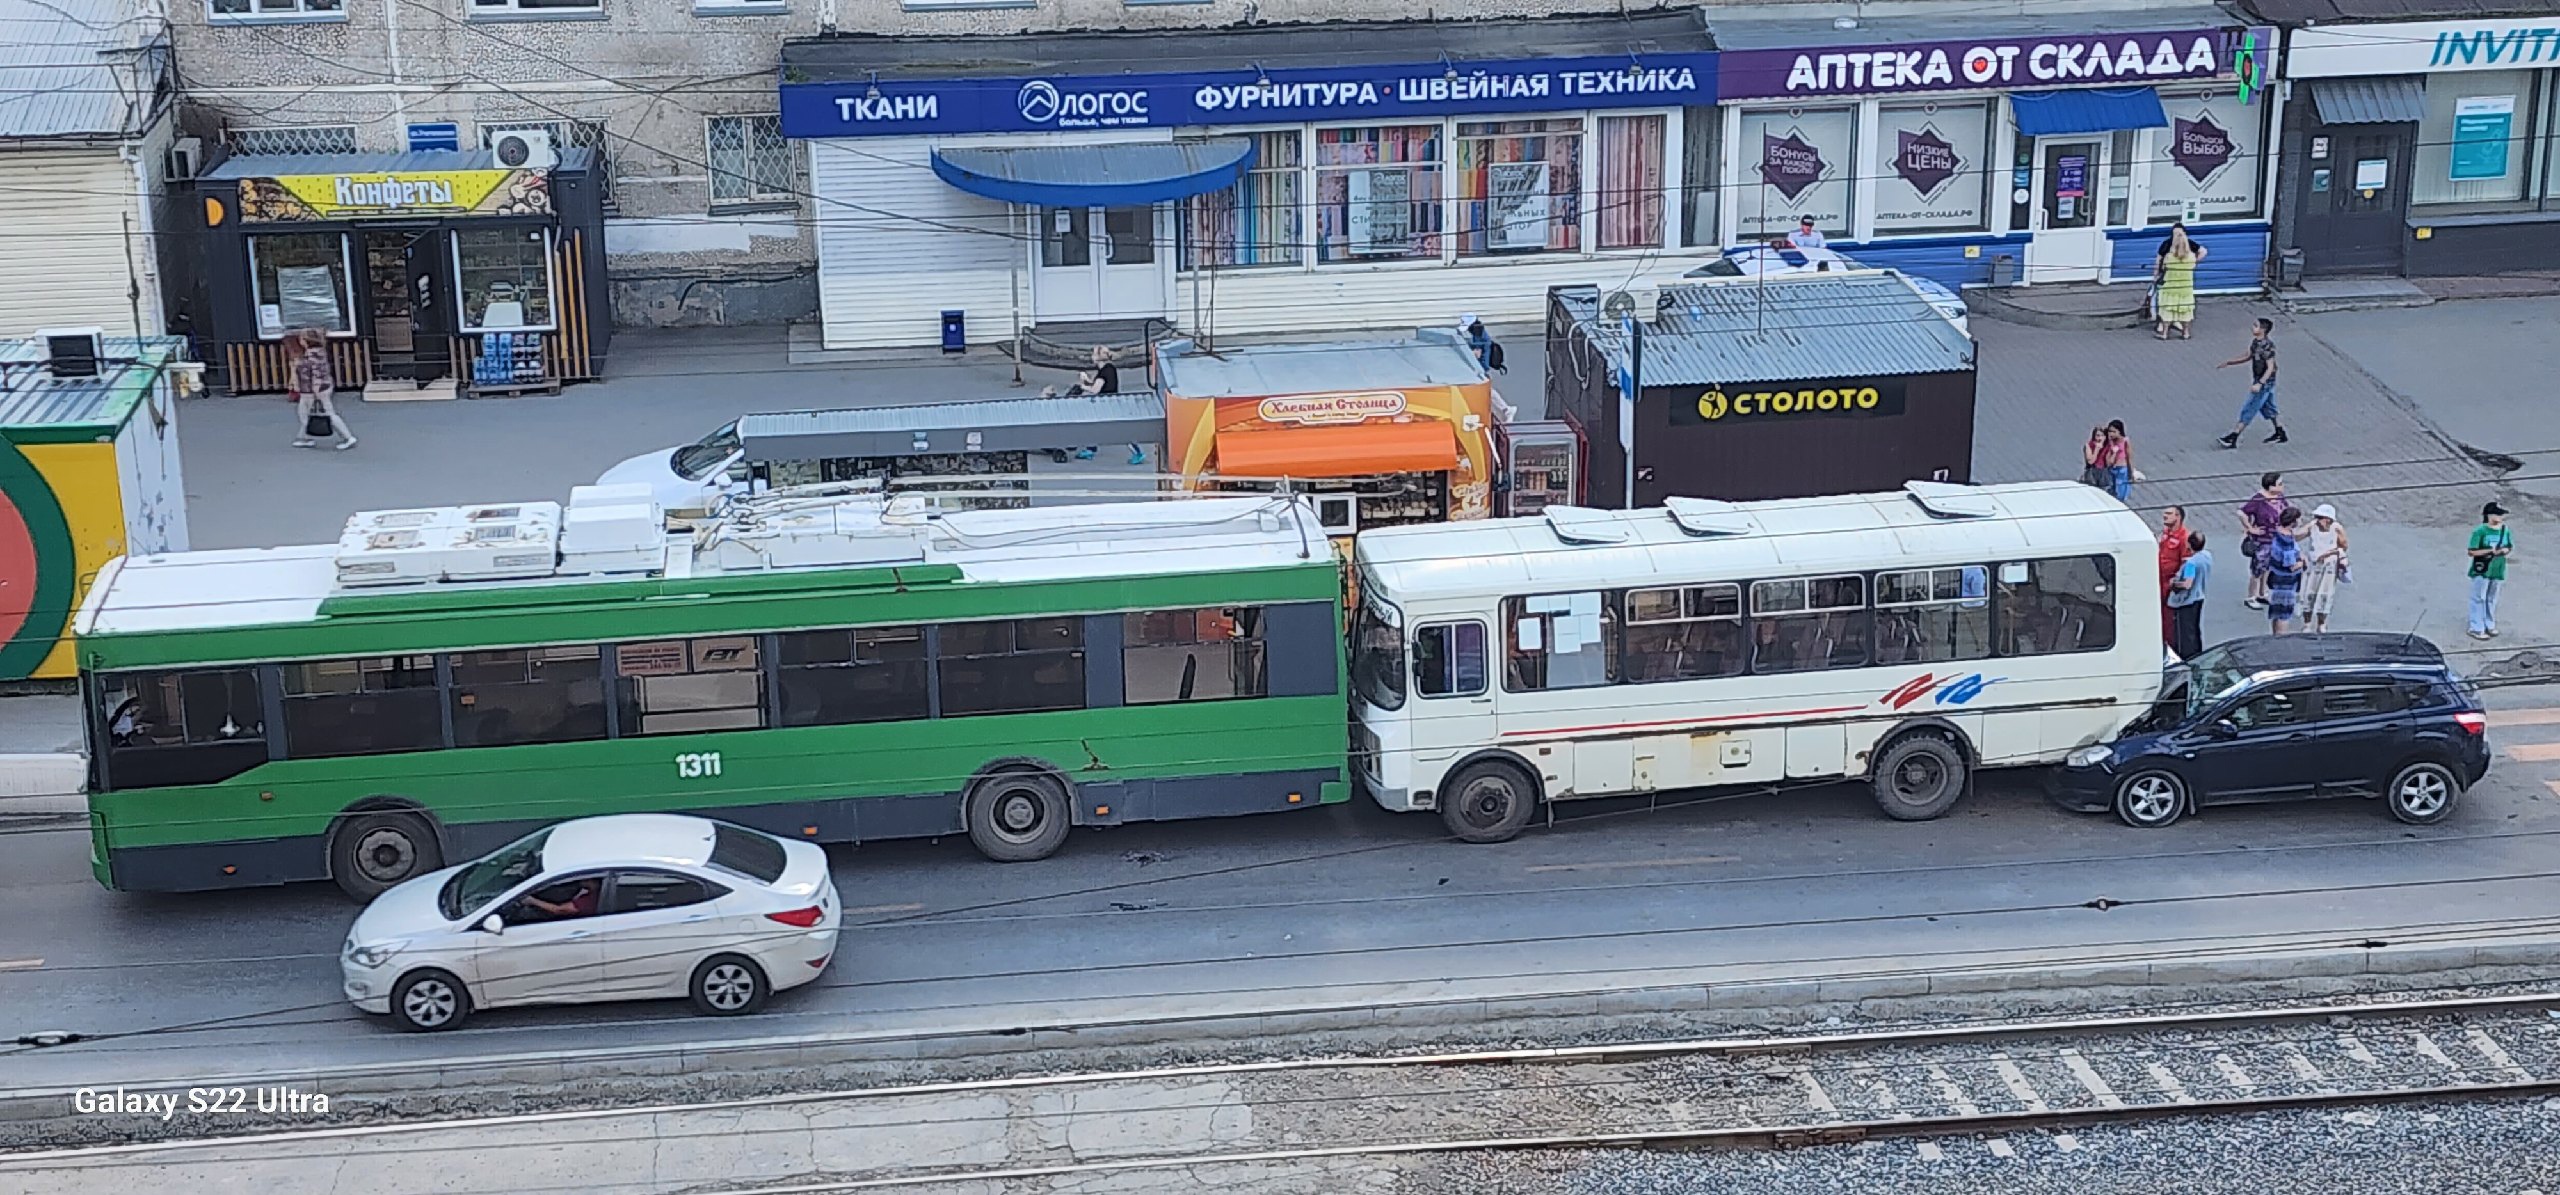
480;914;505;935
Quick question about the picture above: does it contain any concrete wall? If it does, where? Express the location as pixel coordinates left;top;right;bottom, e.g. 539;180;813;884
167;0;1723;329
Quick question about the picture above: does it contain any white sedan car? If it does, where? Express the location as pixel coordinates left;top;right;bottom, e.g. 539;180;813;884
342;814;840;1032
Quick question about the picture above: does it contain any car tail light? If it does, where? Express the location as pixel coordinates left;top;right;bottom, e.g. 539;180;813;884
2454;711;2487;736
766;906;825;928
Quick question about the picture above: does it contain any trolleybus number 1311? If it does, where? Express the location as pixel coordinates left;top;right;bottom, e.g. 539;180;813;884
676;752;725;779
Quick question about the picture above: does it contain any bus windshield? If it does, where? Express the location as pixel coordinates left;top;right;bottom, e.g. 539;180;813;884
1352;600;1406;711
439;828;553;920
671;422;742;481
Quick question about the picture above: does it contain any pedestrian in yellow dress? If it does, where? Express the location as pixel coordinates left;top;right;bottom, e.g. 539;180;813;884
2155;226;2204;340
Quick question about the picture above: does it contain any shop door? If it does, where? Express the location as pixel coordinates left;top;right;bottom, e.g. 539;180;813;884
1034;205;1167;323
2293;125;2411;277
2024;139;2108;283
360;229;451;383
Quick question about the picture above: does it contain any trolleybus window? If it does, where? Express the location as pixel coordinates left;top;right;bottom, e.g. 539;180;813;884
96;669;269;788
1124;607;1267;705
1413;621;1488;697
1504;592;1615;692
1620;584;1746;682
1873;566;1993;666
617;636;764;736
1352;601;1407;711
939;618;1086;716
776;626;929;727
1994;555;2117;657
450;646;609;747
280;655;444;757
1748;576;1869;674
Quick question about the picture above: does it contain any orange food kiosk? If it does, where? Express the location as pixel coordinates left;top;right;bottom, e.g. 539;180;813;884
1156;331;1498;535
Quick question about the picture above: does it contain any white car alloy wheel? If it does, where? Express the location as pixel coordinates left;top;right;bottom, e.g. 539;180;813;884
2115;770;2186;828
691;955;768;1017
392;970;468;1032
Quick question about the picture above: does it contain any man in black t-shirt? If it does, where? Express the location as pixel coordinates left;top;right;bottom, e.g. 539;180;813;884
2216;317;2287;447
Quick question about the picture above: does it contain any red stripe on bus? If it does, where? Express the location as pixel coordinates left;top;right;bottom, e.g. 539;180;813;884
1499;705;1867;738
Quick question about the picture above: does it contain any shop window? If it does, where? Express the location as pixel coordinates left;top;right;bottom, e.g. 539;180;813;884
207;0;342;19
96;670;270;790
775;625;929;726
707;114;794;207
453;226;556;331
1738;105;1856;242
281;655;445;758
1315;124;1442;263
1123;607;1266;705
1182;130;1304;269
248;232;353;337
1995;556;2117;658
1596;114;1667;250
1457;119;1583;256
225;125;357;155
449;646;607;748
1620;583;1744;683
2149;89;2264;222
1873;566;1992;665
1680;106;1720;248
937;618;1085;716
1749;576;1868;674
616;637;764;736
1503;593;1615;692
1873;100;1993;236
2415;71;2536;208
469;0;601;14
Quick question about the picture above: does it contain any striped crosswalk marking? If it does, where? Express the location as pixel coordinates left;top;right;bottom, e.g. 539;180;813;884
2505;742;2560;763
2486;707;2560;727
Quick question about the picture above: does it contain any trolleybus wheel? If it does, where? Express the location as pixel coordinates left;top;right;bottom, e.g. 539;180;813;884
1870;732;1969;821
1439;759;1538;844
331;809;444;902
966;770;1073;862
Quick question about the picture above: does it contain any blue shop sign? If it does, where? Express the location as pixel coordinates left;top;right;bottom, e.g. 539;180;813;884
779;54;1719;139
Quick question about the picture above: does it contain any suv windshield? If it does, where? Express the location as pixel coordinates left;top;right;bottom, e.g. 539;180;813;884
438;828;552;920
1351;599;1406;711
671;422;742;482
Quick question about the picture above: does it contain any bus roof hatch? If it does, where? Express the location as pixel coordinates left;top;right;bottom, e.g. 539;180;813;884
1543;506;1633;545
1662;496;1755;537
1903;481;2000;519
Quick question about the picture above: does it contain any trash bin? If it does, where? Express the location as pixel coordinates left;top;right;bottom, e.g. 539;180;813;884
2278;248;2306;289
1989;254;2018;287
940;309;966;354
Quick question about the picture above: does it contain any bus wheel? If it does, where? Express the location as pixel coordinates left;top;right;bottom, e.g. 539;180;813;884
966;771;1072;862
330;810;443;903
1439;760;1538;844
1871;733;1969;821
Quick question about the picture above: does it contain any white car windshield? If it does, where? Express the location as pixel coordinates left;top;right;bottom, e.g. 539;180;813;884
439;828;552;920
671;422;742;482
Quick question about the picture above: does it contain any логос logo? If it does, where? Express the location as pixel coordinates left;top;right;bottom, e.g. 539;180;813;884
1017;80;1062;124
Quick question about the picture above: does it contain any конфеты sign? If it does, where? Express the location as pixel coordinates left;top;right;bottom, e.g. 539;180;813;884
1717;28;2255;100
781;53;1717;139
1667;380;1910;425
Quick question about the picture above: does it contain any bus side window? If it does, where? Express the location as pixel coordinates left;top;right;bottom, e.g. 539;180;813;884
1996;555;2118;657
1502;594;1614;692
1413;622;1487;698
94;669;271;790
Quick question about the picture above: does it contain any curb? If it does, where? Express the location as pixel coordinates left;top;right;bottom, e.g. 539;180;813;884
0;755;82;815
8;932;2558;1124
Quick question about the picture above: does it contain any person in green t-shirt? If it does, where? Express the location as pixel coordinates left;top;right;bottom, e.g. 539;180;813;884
2467;502;2514;640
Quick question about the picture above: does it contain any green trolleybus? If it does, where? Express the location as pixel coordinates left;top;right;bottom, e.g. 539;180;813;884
75;492;1348;897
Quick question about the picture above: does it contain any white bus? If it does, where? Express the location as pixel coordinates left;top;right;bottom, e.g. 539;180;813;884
1349;481;2164;840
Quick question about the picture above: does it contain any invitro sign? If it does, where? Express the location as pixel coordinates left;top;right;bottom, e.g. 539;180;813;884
2290;18;2560;77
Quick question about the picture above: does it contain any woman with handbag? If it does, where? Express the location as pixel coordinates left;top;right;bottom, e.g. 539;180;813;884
287;327;357;451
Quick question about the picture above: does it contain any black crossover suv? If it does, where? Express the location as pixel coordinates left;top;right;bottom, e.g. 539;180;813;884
2051;634;2491;828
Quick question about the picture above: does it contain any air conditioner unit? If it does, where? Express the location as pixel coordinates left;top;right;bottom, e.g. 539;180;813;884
37;327;104;379
167;137;204;182
333;502;562;586
491;128;558;172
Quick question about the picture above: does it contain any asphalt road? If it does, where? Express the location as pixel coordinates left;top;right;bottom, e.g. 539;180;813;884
7;708;2560;1094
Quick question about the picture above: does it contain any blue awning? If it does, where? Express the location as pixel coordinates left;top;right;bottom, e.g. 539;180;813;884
930;140;1258;207
2010;87;2168;137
